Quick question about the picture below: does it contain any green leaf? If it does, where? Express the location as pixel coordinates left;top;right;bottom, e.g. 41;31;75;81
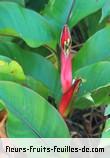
42;0;105;29
0;70;50;100
0;57;25;80
0;55;11;62
0;0;25;6
102;105;110;138
42;0;74;47
100;0;110;22
0;55;50;99
42;0;73;28
0;81;70;138
9;60;25;80
41;0;106;47
91;86;110;106
0;42;61;101
74;62;110;109
74;62;110;97
0;2;54;48
73;26;110;72
0;55;26;83
25;76;51;99
105;105;110;116
0;1;106;49
76;86;110;109
69;0;106;27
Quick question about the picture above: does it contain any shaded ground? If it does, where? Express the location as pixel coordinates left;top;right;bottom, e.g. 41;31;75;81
66;106;106;138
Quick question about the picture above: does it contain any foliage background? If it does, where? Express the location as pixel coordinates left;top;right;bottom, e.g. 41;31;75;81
0;0;110;138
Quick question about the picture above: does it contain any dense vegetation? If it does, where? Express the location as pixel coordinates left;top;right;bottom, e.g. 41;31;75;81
0;0;110;138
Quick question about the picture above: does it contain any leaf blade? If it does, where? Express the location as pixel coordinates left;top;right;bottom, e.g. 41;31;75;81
0;81;70;138
0;2;54;48
73;26;110;72
69;0;106;27
74;62;110;109
0;41;61;101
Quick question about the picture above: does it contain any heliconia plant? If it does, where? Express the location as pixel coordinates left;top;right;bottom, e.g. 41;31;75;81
59;25;81;117
0;0;109;138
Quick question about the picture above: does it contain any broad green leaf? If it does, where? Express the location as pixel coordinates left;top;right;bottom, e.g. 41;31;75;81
74;62;110;97
69;0;106;27
73;26;110;72
0;55;50;99
0;0;25;6
0;55;11;62
0;42;61;101
9;61;25;80
75;95;95;109
0;55;26;82
100;0;110;22
102;105;110;138
0;81;70;138
42;0;105;29
0;72;50;99
0;2;54;48
42;0;74;47
25;76;51;99
74;62;110;109
0;1;106;49
42;0;73;29
76;86;110;109
91;86;110;106
0;58;25;80
42;0;106;47
0;73;24;85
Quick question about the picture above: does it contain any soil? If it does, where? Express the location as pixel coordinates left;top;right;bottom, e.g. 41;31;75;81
66;106;106;138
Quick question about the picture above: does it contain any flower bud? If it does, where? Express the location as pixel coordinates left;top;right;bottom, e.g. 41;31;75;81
60;25;72;93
